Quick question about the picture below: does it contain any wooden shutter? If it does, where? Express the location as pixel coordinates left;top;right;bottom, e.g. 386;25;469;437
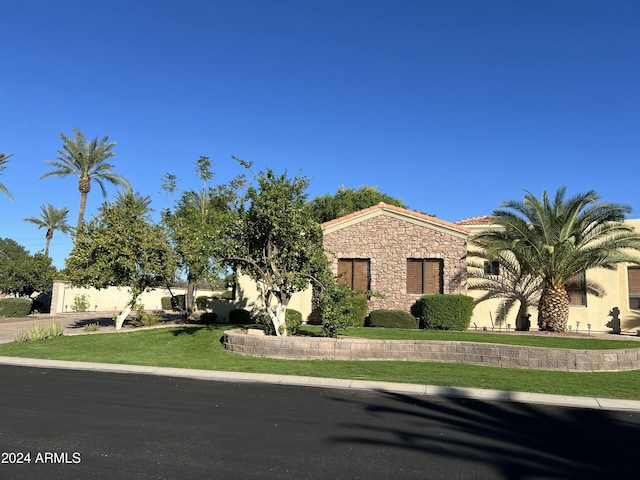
629;267;640;295
566;272;586;306
353;259;369;292
425;260;442;294
338;260;352;287
406;260;422;294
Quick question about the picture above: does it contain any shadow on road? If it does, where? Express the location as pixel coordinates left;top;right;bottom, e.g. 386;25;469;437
327;390;638;479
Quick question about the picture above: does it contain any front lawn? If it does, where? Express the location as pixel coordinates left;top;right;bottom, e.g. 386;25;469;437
1;325;639;400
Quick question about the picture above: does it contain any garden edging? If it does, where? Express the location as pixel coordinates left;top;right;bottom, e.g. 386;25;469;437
223;329;640;372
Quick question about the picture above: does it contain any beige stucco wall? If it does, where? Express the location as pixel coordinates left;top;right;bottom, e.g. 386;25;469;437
235;274;313;321
322;209;468;312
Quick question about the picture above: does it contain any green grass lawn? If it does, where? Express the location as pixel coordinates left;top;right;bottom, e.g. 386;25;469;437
1;325;640;400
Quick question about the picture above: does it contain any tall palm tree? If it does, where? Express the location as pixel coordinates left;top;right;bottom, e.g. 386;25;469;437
0;153;13;200
472;187;640;332
23;204;74;257
40;127;131;227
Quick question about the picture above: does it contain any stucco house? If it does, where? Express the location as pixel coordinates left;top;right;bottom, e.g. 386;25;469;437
233;205;640;334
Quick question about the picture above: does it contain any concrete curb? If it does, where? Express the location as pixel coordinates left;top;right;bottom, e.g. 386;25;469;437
2;355;639;412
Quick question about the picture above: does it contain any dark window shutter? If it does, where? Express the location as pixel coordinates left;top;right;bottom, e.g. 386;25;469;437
338;260;352;287
566;272;586;306
425;260;442;294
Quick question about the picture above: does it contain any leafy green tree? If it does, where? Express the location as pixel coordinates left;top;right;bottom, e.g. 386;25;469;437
472;187;640;332
40;127;131;227
163;157;246;321
23;204;74;257
309;185;409;223
65;192;176;329
0;153;13;200
229;169;330;336
0;238;57;296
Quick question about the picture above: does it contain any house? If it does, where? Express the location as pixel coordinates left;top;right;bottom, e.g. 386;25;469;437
236;204;640;334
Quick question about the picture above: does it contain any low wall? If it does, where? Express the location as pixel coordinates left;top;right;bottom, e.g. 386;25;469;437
223;330;640;372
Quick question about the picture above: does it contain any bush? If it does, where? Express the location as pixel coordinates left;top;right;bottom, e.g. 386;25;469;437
341;297;369;327
229;308;252;324
417;294;475;330
366;309;417;329
212;290;233;300
14;322;64;342
195;296;210;311
285;309;303;335
71;294;90;312
130;307;161;328
171;294;185;312
0;298;33;317
198;312;218;324
83;323;100;332
160;296;172;310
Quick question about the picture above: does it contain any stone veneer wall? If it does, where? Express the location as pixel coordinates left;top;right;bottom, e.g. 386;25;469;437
322;214;467;312
224;330;640;372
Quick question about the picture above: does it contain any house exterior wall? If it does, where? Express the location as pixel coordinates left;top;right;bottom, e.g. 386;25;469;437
235;273;313;321
322;213;468;312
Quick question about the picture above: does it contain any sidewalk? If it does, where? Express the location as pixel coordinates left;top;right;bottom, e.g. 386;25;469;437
1;314;640;413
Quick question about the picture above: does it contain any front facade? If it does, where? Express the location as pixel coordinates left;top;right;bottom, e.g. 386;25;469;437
321;203;469;312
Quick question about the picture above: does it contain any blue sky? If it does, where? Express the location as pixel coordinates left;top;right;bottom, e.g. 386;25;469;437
1;0;639;269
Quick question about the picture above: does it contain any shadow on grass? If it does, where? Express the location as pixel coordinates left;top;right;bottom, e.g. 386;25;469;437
327;389;640;479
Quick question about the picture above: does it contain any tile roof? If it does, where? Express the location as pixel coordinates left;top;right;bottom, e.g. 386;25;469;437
455;215;495;226
321;202;470;233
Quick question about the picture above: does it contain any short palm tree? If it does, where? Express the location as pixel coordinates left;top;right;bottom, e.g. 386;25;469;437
472;187;640;332
0;153;13;200
23;204;74;257
40;127;131;227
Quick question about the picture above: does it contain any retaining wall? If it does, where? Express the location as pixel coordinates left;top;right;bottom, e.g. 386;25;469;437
223;329;640;372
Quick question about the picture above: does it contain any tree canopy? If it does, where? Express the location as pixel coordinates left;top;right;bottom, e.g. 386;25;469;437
23;204;74;257
0;238;57;296
308;185;408;223
0;153;13;200
65;191;176;329
40;127;131;227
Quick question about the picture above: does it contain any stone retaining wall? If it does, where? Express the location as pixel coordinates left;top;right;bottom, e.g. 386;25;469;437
223;329;640;372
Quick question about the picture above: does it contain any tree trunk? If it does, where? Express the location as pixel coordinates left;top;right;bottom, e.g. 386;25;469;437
184;271;197;322
115;303;133;330
537;284;569;332
77;176;91;227
268;302;287;336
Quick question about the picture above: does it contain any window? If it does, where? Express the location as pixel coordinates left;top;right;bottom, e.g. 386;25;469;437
338;259;370;293
567;272;587;307
484;260;500;276
407;259;443;294
629;267;640;310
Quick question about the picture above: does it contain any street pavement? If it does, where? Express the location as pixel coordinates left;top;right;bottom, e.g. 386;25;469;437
1;314;640;413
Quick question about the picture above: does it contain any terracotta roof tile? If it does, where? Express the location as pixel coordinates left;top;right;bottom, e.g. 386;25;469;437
455;215;495;226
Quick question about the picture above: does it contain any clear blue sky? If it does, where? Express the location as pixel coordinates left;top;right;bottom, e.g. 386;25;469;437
1;0;639;269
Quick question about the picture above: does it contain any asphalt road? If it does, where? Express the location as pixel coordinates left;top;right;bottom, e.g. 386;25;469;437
1;365;639;480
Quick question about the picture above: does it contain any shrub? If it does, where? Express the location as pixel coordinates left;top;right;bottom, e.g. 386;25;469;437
229;308;252;324
130;307;161;328
160;296;172;310
212;290;233;300
341;297;369;327
171;294;185;312
418;294;475;330
14;322;64;342
198;312;218;324
285;309;303;335
83;323;100;332
367;309;417;329
195;296;210;311
0;298;33;317
71;294;90;312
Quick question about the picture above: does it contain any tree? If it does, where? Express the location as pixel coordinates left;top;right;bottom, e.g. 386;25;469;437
163;156;247;321
230;169;330;336
0;153;13;200
472;187;640;332
308;185;409;223
23;204;74;257
40;127;131;227
65;192;176;330
0;238;57;296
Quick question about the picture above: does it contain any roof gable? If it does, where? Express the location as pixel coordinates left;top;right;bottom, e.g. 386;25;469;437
321;203;469;238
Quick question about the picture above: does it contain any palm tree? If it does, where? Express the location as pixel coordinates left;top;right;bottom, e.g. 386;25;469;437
472;187;640;332
40;127;131;227
23;204;74;257
0;153;13;200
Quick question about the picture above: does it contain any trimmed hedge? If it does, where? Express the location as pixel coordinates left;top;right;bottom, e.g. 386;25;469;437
195;296;210;311
341;297;369;327
285;308;303;335
229;308;252;324
160;296;172;310
198;312;218;324
416;294;474;330
212;290;233;300
366;309;417;329
171;294;186;312
0;298;33;317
